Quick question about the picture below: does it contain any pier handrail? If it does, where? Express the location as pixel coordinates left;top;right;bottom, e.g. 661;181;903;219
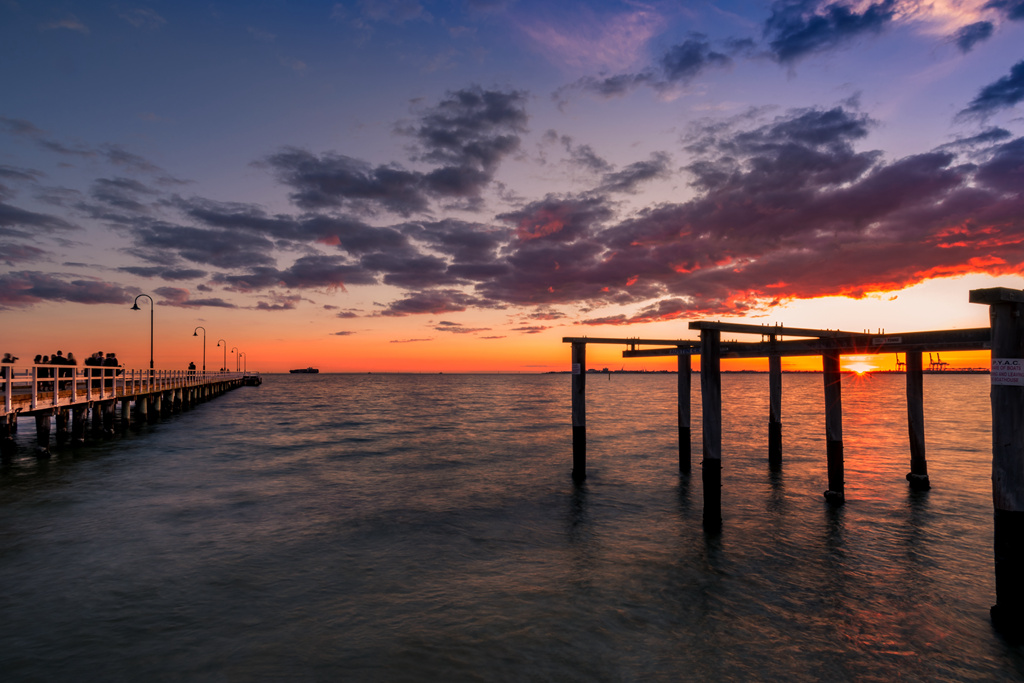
2;366;253;416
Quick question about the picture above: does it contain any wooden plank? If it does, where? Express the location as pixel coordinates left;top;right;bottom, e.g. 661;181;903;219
689;321;862;338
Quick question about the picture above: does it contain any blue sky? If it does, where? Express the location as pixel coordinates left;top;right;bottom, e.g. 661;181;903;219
1;1;1023;370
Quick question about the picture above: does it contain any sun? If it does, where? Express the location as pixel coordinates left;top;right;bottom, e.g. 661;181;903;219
845;358;875;375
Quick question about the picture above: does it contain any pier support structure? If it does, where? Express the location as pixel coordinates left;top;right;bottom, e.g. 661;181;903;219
822;350;845;505
905;351;930;490
971;287;1024;634
571;342;586;482
700;329;722;529
678;351;691;474
768;353;782;469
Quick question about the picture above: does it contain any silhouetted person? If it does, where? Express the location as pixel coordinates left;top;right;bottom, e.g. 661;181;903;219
188;361;196;377
0;353;14;379
103;352;118;389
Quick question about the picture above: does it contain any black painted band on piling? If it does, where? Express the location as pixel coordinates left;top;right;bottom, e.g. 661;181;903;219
822;350;845;505
701;329;722;528
571;341;586;482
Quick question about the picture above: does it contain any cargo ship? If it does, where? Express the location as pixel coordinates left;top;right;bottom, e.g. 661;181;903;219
289;367;319;374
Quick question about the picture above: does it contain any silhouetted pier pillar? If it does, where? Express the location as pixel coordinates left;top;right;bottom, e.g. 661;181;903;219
571;342;586;482
120;398;132;430
905;351;930;490
822;350;845;505
102;400;115;437
701;329;722;528
768;354;782;469
1;414;16;460
55;408;69;443
678;351;691;474
34;410;52;457
970;287;1024;634
71;406;86;445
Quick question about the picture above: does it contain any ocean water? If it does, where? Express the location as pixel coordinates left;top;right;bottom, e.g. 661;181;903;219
1;372;1022;681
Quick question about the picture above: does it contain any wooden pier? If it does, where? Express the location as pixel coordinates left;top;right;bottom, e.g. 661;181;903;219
564;287;1024;634
1;366;261;458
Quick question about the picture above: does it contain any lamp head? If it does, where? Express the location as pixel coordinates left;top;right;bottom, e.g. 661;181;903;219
131;302;140;311
193;331;198;337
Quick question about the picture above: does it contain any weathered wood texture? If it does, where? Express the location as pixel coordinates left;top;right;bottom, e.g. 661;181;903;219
701;329;722;527
822;351;845;504
678;353;691;474
905;351;930;489
571;342;586;482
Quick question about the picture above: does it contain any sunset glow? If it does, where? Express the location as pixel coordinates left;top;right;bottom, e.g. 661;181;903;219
1;2;1022;372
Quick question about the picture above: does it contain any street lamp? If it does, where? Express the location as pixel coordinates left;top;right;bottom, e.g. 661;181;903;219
239;352;246;374
193;326;206;374
231;346;239;372
130;293;154;370
216;339;226;372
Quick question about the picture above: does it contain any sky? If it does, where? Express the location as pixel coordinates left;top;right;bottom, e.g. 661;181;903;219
1;0;1023;373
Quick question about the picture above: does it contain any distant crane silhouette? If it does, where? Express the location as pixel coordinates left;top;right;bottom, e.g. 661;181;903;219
928;353;948;371
896;354;905;372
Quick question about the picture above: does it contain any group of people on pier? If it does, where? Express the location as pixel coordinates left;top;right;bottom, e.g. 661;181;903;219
1;351;123;390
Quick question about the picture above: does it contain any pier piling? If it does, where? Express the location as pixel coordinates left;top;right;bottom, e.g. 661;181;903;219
822;350;845;505
677;352;691;474
34;410;52;457
905;350;930;490
571;341;586;482
971;287;1024;634
700;329;722;529
768;354;782;469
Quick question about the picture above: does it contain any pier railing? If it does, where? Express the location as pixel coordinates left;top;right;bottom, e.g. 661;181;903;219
2;366;252;416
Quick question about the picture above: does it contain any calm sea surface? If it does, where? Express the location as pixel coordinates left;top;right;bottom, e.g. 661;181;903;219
1;372;1022;681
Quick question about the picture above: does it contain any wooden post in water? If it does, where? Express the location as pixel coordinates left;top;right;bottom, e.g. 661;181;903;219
701;329;722;528
905;351;930;490
71;406;86;445
768;353;782;469
571;341;586;482
55;408;69;443
678;350;691;474
34;410;51;457
0;414;15;460
970;287;1024;634
120;398;132;430
822;350;845;505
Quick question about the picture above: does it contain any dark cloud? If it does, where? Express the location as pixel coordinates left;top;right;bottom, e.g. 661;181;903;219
511;325;549;334
91;177;158;213
953;21;994;53
255;292;305;310
432;321;491;333
0;271;131;307
985;0;1024;21
380;289;488;316
153;286;237;308
958;59;1024;119
389;338;433;343
0;242;47;266
265;86;527;216
213;254;377;292
132;222;277;269
764;0;896;63
101;145;162;174
660;35;732;83
331;330;355;336
264;149;430;216
598;152;672;194
0;201;79;236
118;266;208;280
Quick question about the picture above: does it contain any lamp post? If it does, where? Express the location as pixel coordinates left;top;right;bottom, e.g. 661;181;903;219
193;326;206;374
231;347;239;372
216;339;226;372
130;294;154;371
240;352;246;374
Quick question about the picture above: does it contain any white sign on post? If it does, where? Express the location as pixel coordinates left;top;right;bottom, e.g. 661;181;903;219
992;358;1024;386
571;363;581;375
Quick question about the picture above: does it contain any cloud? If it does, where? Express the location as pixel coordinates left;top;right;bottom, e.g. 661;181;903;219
952;21;994;52
660;35;732;84
153;286;238;308
131;222;278;269
518;6;664;72
598;152;672;194
432;320;491;333
389;337;433;343
331;330;355;336
958;59;1024;118
380;289;488;316
0;271;130;307
265;86;527;216
764;0;897;63
118;266;208;280
511;325;549;334
40;16;90;34
0;201;79;237
0;242;48;266
984;0;1024;21
117;8;166;29
213;254;377;292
